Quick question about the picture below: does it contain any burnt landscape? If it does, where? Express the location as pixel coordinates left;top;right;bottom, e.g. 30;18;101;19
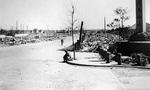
0;0;150;90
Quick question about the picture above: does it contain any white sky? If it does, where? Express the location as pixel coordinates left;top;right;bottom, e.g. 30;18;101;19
0;0;150;30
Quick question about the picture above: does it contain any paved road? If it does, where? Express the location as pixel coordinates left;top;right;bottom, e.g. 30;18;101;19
0;36;123;90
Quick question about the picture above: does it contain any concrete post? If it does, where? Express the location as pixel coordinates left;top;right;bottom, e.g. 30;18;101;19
136;0;146;33
117;53;122;65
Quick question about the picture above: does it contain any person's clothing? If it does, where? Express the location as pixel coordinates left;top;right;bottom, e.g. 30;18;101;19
61;39;64;46
63;53;71;62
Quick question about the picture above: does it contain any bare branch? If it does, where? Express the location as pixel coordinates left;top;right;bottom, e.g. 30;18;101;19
114;7;129;28
73;19;78;24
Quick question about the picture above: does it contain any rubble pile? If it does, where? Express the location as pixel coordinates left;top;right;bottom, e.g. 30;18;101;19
81;32;121;52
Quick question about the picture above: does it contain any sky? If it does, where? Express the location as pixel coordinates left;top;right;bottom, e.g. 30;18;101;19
0;0;150;30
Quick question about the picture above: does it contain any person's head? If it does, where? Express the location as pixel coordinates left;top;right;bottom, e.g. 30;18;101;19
64;50;68;53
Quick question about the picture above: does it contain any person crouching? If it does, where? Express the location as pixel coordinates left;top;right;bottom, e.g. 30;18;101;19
63;50;72;63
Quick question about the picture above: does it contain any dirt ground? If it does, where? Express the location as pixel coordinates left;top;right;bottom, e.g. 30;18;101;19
111;67;150;90
0;35;150;90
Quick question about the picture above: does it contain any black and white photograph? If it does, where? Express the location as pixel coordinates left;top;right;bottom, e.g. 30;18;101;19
0;0;150;90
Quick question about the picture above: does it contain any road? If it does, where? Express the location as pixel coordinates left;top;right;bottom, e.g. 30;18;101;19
0;35;123;90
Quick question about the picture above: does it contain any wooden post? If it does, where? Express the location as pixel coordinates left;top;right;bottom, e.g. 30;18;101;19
79;21;83;47
104;17;106;34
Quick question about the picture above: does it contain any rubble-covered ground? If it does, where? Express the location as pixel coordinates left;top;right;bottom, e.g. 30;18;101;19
0;33;69;48
0;34;150;90
81;32;121;52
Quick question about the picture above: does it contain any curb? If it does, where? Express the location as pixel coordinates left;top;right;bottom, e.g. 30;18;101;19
66;61;150;69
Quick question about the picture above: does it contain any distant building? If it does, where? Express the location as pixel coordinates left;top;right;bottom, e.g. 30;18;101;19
0;35;6;42
14;34;29;44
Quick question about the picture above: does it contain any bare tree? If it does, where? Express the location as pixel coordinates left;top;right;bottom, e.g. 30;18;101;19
107;7;130;29
68;5;79;60
114;7;129;28
71;5;76;60
64;3;80;60
67;5;79;33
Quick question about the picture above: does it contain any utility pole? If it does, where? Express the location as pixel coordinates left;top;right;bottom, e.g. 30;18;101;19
16;20;18;30
72;6;75;60
104;17;106;34
79;21;83;48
